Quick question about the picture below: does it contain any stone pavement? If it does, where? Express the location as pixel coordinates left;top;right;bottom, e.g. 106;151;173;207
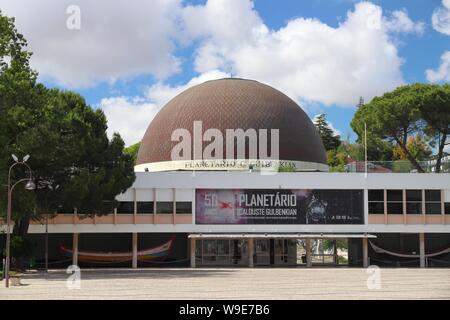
0;268;449;300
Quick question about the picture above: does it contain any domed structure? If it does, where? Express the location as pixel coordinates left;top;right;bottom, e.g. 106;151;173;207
136;78;327;172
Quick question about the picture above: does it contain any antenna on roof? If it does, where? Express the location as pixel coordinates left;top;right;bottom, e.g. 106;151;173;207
357;96;364;108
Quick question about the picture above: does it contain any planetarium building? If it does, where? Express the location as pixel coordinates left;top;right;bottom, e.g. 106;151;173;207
19;79;450;268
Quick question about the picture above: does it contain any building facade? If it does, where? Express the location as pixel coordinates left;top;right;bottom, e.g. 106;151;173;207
3;78;450;268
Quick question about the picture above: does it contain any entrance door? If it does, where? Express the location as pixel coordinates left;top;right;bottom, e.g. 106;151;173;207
254;239;270;265
310;239;348;266
274;239;297;265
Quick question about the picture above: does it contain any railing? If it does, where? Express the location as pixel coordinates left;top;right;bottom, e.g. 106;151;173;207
344;160;450;173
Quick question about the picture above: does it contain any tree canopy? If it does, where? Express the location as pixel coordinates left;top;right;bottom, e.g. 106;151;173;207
0;12;135;241
124;142;141;165
351;83;450;172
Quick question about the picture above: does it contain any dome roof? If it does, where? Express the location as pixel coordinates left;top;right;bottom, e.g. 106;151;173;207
136;78;327;171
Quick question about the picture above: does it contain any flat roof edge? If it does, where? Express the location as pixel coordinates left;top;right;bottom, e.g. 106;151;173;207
188;233;377;239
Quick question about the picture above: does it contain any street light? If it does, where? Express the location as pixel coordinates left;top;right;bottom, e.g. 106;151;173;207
4;154;35;288
45;184;59;273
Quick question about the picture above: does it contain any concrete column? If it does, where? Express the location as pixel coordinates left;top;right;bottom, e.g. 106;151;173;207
333;239;338;265
362;237;368;268
72;233;79;266
306;238;312;267
173;188;176;224
132;233;138;269
190;237;196;268
248;238;254;268
419;233;426;268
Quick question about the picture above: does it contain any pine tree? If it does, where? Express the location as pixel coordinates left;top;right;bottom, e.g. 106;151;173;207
314;114;341;151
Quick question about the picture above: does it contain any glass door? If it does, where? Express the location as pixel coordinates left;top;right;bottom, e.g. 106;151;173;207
274;239;289;264
255;239;270;265
231;240;249;266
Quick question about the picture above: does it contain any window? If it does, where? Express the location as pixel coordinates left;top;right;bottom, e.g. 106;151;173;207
425;190;441;214
116;201;134;214
446;203;450;215
137;202;153;214
387;190;403;214
176;202;192;214
406;190;422;214
156;202;174;214
368;190;384;214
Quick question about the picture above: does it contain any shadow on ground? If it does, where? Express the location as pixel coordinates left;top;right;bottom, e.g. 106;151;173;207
20;269;242;281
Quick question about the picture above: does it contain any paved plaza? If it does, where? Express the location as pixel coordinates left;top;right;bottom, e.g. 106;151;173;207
0;268;449;300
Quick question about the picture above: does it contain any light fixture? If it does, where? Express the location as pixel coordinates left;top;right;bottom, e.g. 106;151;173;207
23;154;30;162
25;180;36;191
11;154;18;162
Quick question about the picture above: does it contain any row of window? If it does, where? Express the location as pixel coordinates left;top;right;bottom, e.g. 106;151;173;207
116;201;192;214
368;190;450;215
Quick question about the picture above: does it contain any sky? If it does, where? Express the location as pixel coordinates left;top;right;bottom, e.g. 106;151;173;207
0;0;449;146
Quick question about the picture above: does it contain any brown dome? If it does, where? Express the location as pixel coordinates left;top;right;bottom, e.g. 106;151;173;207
136;78;327;171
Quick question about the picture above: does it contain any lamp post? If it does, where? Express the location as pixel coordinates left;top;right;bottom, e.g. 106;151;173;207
5;154;35;288
45;184;59;273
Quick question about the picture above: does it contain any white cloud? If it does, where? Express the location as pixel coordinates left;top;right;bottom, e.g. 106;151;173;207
99;97;159;146
0;0;183;87
50;0;425;144
146;69;229;106
100;70;229;145
426;51;450;82
181;1;423;106
432;0;450;35
385;9;424;34
0;0;424;107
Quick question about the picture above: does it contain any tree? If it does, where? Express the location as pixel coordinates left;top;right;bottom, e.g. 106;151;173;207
392;135;432;161
351;85;425;172
352;83;449;173
314;114;341;151
0;11;38;189
0;12;136;266
2;89;136;238
124;142;141;165
418;84;450;172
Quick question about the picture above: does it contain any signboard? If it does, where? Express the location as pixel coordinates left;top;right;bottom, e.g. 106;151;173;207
196;189;364;225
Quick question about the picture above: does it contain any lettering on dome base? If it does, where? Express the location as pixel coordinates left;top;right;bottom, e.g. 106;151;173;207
134;159;329;172
134;120;329;172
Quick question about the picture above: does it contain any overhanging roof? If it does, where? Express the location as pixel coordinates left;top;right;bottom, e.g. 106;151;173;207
188;233;376;239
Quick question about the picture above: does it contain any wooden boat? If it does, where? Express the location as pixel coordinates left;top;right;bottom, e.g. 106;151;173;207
59;236;175;263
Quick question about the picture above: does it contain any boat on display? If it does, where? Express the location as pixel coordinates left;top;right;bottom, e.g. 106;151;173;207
59;236;175;263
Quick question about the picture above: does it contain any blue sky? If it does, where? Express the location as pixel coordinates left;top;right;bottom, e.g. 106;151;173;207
1;0;449;145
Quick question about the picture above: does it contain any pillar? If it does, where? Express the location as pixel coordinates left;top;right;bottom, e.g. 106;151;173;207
190;237;196;268
248;238;254;268
306;238;312;267
362;237;368;268
132;233;138;269
333;239;338;265
72;233;79;266
419;233;426;268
